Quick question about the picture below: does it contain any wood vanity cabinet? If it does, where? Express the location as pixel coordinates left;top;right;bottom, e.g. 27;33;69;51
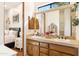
27;39;49;56
49;50;70;56
49;44;78;56
27;39;39;56
27;39;78;56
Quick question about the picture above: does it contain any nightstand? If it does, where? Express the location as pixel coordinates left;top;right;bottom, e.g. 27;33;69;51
15;37;22;51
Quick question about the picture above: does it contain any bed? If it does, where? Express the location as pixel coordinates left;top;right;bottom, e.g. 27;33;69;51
0;45;17;56
4;30;18;44
4;28;21;48
4;30;18;48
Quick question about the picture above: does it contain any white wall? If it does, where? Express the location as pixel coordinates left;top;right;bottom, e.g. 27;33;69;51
64;8;71;36
25;2;35;35
5;10;9;29
45;10;60;35
76;25;79;40
36;14;44;34
24;2;35;55
8;4;22;28
76;4;79;40
0;3;4;44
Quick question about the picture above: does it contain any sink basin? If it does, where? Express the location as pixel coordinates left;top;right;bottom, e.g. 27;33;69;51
45;38;71;43
31;36;45;39
53;38;71;43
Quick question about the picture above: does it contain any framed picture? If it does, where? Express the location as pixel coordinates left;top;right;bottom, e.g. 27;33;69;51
13;14;19;23
28;16;39;29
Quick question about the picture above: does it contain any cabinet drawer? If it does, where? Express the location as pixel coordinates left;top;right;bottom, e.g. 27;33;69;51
49;44;78;55
49;50;61;56
60;53;71;56
49;50;70;56
40;42;48;48
40;53;48;56
27;40;39;45
40;47;48;54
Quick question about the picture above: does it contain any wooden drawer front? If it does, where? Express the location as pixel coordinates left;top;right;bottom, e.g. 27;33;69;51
49;44;78;55
27;40;39;45
40;42;48;48
60;53;71;56
49;50;61;56
40;53;48;56
40;47;48;54
49;50;70;56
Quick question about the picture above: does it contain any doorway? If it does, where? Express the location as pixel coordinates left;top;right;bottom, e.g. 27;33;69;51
4;2;24;56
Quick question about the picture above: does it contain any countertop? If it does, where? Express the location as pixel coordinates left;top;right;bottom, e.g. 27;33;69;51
27;35;79;48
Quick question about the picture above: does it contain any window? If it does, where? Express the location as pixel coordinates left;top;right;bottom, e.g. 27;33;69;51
38;2;70;11
38;4;50;11
51;3;59;8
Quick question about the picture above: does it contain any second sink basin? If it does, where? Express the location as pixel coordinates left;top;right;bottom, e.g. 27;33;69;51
53;38;71;43
31;35;45;39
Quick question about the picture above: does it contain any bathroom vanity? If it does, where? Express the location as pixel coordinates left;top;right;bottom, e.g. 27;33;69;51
26;4;78;56
26;36;79;56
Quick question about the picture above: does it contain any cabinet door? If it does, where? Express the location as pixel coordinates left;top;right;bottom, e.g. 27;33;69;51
27;44;33;56
33;45;39;56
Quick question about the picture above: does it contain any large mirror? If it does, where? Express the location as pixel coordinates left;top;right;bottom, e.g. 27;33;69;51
34;3;77;40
